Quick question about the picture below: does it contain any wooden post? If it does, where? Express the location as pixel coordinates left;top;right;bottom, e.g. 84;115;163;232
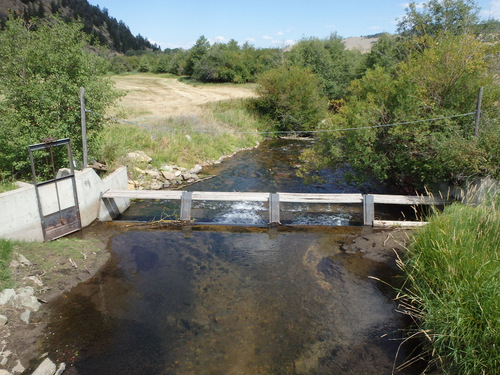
180;191;193;221
269;193;280;224
474;87;483;137
363;194;375;226
80;87;88;168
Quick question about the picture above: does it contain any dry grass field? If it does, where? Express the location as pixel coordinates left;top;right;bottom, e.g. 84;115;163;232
109;74;257;125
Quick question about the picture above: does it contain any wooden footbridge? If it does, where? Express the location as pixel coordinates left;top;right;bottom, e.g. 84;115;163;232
101;190;446;227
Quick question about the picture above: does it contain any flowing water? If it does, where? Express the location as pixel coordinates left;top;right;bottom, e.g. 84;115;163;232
121;138;400;225
40;139;424;374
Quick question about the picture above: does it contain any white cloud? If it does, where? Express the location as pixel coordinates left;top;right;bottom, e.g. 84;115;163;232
481;0;500;19
270;39;296;48
214;36;226;43
262;35;273;40
400;2;425;9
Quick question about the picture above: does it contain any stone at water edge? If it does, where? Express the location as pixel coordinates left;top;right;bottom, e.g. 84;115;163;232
11;360;24;374
189;164;203;174
20;310;30;324
31;357;56;375
13;287;41;312
161;171;176;180
16;254;31;267
145;169;160;179
0;315;8;326
0;289;16;306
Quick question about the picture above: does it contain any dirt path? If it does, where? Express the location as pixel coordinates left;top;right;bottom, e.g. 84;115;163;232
110;75;257;122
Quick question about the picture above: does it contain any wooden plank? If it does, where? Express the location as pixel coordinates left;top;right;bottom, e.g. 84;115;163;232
191;191;269;202
278;193;363;203
372;194;445;205
364;194;375;226
102;190;184;200
269;193;280;224
180;191;193;221
374;220;428;228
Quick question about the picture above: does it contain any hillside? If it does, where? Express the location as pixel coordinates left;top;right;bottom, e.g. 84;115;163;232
342;36;379;53
0;0;158;53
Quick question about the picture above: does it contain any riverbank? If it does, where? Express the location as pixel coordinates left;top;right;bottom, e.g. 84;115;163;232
0;225;413;374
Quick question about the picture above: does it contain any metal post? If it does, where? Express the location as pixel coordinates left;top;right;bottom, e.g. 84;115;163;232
80;87;88;167
474;87;483;137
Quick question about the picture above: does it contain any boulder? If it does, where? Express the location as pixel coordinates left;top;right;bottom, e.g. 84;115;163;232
20;310;30;324
31;358;56;375
161;171;176;181
11;360;24;374
182;173;200;182
133;167;145;175
13;287;41;312
16;254;31;267
127;151;152;163
0;289;16;306
189;164;203;174
0;315;8;326
145;169;160;179
150;181;163;190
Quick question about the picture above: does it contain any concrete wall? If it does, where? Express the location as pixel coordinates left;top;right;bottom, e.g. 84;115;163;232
0;166;129;242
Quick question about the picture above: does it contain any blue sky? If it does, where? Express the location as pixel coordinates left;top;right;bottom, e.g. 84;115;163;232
87;0;500;49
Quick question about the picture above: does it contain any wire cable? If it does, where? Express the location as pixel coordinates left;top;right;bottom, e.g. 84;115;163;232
85;109;476;135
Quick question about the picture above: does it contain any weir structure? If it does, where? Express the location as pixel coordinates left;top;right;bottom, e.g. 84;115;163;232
101;190;446;227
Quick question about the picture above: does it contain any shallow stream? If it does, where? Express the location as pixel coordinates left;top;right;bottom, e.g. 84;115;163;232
41;139;423;374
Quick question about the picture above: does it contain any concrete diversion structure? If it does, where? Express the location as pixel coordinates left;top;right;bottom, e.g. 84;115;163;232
0;166;129;242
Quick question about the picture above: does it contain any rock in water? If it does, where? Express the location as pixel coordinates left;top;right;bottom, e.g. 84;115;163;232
32;358;56;375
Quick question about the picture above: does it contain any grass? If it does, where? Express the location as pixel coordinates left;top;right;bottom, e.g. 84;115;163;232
0;239;15;289
0;180;18;194
0;237;104;290
397;191;499;374
96;98;270;171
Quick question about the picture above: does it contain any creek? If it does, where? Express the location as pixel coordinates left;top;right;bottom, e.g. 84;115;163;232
40;139;423;374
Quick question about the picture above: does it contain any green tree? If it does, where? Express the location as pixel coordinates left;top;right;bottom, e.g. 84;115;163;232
303;32;499;190
0;16;120;178
255;65;328;132
287;34;360;100
184;35;210;76
398;0;480;37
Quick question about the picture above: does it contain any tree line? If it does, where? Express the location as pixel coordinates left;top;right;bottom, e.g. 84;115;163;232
1;0;159;53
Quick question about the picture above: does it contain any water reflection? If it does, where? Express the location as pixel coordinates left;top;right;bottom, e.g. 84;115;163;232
44;227;418;374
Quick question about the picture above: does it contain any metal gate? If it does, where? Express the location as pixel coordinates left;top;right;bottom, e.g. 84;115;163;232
28;138;82;241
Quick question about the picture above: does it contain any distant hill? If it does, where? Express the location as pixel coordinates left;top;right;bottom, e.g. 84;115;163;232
0;0;159;53
342;36;380;53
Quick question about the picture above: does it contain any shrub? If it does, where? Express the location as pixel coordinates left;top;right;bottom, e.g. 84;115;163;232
254;65;328;132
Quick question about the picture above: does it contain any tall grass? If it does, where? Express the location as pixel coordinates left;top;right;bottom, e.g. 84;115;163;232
0;239;14;289
397;191;499;374
96;99;269;170
0;180;18;194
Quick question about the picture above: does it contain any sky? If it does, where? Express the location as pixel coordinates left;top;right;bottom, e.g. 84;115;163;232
87;0;500;50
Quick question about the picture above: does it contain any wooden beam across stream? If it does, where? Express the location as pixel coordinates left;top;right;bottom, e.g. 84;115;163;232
101;190;445;227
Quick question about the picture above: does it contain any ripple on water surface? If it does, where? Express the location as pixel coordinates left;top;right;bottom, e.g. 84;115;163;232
43;227;421;374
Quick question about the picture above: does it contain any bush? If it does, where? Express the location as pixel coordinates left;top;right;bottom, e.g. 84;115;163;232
254;65;328;132
0;16;120;178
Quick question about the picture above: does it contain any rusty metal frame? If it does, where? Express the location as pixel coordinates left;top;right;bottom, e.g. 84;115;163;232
28;138;82;241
